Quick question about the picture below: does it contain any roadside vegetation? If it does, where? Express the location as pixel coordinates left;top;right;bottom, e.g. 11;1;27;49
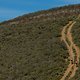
71;19;80;80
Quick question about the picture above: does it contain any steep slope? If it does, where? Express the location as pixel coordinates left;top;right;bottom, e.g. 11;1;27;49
60;15;80;80
0;4;80;80
70;16;80;80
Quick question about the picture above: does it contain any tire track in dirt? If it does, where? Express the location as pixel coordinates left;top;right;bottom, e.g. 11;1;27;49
60;21;74;80
60;15;80;80
66;21;78;80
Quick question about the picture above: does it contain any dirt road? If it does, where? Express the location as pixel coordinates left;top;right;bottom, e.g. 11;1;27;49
60;15;80;80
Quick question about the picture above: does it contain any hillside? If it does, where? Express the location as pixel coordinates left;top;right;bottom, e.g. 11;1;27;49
0;4;80;80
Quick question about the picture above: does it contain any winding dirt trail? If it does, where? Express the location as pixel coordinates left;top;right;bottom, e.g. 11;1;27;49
60;15;80;80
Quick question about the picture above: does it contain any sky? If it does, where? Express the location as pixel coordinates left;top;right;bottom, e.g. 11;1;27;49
0;0;80;22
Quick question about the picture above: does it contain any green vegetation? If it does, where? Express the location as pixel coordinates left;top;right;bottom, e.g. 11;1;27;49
0;4;80;80
72;19;80;47
0;18;69;80
71;18;80;80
